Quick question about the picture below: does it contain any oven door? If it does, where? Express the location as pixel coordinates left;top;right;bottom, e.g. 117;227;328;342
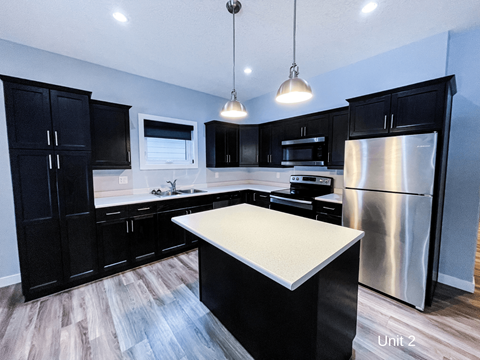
270;195;315;219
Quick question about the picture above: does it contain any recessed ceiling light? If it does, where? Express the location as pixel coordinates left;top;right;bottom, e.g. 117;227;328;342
244;68;252;74
113;12;128;22
362;2;378;13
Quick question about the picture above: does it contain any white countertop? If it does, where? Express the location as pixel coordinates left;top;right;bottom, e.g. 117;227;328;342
315;193;343;204
172;204;364;291
94;184;282;208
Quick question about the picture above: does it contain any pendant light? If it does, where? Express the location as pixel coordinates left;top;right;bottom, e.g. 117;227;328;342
276;0;313;104
221;0;247;118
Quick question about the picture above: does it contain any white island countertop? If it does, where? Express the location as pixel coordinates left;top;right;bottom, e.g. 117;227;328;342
172;204;364;291
315;192;343;204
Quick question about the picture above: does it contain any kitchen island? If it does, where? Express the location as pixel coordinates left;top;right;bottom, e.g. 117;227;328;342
173;204;364;360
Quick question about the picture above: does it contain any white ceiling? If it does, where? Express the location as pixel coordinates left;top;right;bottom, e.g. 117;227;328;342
0;0;479;101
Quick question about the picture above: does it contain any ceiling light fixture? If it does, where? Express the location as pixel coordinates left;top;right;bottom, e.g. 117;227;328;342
221;0;247;119
362;2;378;13
276;0;312;104
244;68;252;74
113;12;128;22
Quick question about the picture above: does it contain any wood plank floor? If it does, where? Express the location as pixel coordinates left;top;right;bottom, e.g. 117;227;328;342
1;233;479;359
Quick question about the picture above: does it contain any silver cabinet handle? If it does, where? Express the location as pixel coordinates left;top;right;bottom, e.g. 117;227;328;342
131;220;134;232
47;131;50;146
48;154;52;169
128;151;131;162
323;206;335;211
106;211;121;216
126;220;129;233
301;127;303;137
384;115;387;129
257;154;259;163
391;114;394;128
57;154;60;169
137;207;150;211
316;214;319;220
304;126;307;136
253;193;256;202
328;153;330;163
259;194;268;198
55;131;58;146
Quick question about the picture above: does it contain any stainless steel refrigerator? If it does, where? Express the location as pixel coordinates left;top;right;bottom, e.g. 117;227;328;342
343;132;438;311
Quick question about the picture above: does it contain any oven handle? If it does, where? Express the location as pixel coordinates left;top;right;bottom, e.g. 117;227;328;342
270;195;312;205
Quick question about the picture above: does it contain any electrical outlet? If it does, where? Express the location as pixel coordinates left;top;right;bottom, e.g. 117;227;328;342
276;172;280;179
119;176;128;184
215;172;219;179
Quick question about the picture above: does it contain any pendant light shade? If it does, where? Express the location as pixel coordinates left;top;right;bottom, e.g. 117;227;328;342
221;0;247;119
276;0;313;104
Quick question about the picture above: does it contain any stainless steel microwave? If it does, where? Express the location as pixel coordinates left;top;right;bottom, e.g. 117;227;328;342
281;137;327;166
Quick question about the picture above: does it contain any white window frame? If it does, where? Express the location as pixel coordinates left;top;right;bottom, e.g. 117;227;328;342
138;113;198;170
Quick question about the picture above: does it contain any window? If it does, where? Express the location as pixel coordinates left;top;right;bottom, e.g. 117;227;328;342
138;113;198;170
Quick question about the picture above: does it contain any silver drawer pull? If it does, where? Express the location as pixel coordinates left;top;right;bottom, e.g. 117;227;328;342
55;131;58;146
106;211;121;216
323;206;335;211
259;195;268;198
48;154;52;169
57;154;60;169
384;115;387;129
47;130;50;146
137;207;150;211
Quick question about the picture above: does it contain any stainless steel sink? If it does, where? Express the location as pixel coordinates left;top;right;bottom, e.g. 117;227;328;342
154;190;182;197
177;189;207;194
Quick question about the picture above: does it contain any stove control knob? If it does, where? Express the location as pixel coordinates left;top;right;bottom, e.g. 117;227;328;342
319;179;323;183
296;177;299;180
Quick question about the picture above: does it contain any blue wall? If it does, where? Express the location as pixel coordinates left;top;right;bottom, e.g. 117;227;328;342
243;32;449;124
441;27;480;284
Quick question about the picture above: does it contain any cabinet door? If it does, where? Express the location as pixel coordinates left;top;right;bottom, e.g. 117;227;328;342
328;110;349;168
185;204;213;245
225;125;239;166
349;94;391;137
259;124;271;166
251;191;270;208
270;123;285;166
90;101;131;169
56;151;97;283
284;119;304;139
131;214;157;264
239;125;258;166
3;82;53;150
50;90;91;151
390;84;445;133
97;219;130;272
158;209;188;254
305;114;329;137
9;150;63;296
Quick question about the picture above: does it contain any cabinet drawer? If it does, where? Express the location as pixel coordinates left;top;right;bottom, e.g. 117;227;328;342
128;203;157;217
315;201;342;216
96;205;128;222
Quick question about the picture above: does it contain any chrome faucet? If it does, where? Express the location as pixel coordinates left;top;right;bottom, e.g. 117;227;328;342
167;179;177;192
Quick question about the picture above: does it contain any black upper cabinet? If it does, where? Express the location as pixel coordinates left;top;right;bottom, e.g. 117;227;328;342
348;94;391;137
327;108;349;168
206;121;239;167
348;76;454;138
3;82;52;150
90;100;132;169
2;76;92;151
239;125;259;167
259;122;284;167
285;114;329;139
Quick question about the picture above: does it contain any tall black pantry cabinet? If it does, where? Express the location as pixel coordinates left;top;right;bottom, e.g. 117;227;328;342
2;75;97;301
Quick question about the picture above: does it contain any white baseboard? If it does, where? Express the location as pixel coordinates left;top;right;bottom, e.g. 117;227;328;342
0;273;21;288
438;273;475;293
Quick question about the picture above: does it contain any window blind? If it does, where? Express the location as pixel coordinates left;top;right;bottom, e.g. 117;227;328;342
144;120;193;140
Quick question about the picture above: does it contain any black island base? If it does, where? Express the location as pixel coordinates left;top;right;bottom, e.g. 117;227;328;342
198;240;361;360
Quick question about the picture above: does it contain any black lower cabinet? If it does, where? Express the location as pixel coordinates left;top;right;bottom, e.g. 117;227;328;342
97;218;130;273
131;214;157;264
246;191;270;208
158;209;189;254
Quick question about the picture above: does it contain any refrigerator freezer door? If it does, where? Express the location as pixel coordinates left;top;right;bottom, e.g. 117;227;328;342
344;133;437;195
343;188;433;310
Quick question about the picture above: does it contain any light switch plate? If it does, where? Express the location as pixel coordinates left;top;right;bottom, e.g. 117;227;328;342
119;176;128;184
